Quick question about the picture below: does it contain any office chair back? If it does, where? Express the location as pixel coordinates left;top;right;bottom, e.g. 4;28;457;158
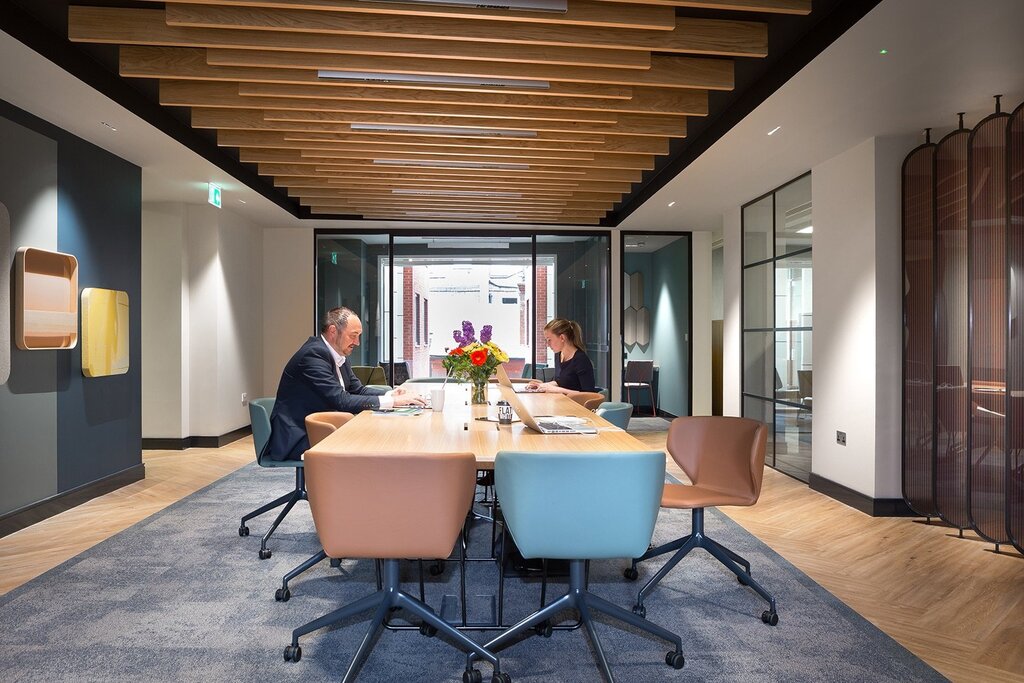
304;450;476;559
249;398;275;465
624;359;655;384
351;365;387;387
495;450;665;560
667;416;768;506
571;391;605;409
305;411;354;447
595;402;633;429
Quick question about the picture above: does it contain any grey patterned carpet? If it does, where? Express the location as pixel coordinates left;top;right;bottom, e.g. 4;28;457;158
0;463;947;683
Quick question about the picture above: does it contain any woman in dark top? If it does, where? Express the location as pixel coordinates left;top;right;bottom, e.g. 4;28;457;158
527;318;597;395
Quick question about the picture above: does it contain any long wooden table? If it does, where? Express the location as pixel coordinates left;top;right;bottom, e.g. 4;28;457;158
311;382;650;466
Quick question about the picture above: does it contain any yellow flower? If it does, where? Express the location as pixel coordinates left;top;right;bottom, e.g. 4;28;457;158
486;341;509;363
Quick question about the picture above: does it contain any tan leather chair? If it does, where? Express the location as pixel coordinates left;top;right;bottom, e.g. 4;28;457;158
272;411;355;603
570;391;605;409
624;416;779;626
284;449;507;682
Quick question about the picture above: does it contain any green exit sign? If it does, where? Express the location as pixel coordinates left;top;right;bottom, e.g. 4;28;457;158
208;183;222;208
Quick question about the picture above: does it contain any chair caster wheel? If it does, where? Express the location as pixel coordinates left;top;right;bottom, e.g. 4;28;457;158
632;603;646;618
534;620;553;638
283;645;301;662
275;587;290;602
329;557;341;568
623;567;639;581
238;525;249;537
258;548;272;560
492;673;511;683
429;561;445;576
419;622;438;637
666;651;685;669
762;610;779;626
463;669;483;683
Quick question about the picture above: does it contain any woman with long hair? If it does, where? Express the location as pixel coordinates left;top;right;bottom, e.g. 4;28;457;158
527;318;597;394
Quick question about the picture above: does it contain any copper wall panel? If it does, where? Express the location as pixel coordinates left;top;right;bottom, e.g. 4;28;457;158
902;143;937;516
1007;103;1024;553
934;128;971;529
967;112;1010;544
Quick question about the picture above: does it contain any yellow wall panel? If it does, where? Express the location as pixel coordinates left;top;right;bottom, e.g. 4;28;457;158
81;288;129;378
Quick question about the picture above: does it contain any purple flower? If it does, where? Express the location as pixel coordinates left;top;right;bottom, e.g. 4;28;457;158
461;320;476;344
480;325;492;344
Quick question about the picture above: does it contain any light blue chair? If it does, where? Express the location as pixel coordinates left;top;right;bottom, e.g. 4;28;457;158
466;450;685;682
239;398;307;560
595;402;633;430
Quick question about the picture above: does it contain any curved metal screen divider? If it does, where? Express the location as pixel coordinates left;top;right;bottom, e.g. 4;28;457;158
967;108;1010;545
902;140;938;516
1006;102;1024;554
933;125;972;530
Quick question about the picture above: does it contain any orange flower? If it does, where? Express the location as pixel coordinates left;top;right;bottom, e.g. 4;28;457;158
470;348;488;366
450;347;465;356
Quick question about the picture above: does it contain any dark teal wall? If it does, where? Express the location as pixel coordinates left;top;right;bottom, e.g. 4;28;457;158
0;98;141;517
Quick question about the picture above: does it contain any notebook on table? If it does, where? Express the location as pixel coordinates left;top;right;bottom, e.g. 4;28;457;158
496;383;597;435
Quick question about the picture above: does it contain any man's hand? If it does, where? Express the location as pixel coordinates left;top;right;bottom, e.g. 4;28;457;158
392;393;426;407
390;387;410;396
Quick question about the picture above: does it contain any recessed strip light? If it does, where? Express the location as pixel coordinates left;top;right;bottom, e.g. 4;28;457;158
373;159;530;170
358;0;567;13
393;189;523;198
668;201;676;207
351;123;537;138
797;226;813;234
100;121;118;131
318;70;549;90
767;126;782;136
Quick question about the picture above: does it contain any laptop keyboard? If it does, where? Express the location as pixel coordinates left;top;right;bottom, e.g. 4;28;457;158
537;421;574;432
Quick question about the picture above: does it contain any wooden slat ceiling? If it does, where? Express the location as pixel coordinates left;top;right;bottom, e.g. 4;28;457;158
68;0;810;225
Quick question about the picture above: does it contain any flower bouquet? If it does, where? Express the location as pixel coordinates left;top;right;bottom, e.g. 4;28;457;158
442;321;510;404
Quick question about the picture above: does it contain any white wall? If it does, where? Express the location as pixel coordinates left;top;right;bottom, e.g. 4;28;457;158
722;206;742;416
141;202;264;439
262;228;313;396
691;231;712;415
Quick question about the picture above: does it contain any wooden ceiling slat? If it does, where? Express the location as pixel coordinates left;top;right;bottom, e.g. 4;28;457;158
160;81;624;123
289;187;625;202
69;7;651;69
260;109;687;137
591;0;810;13
206;50;734;91
256;161;642;182
274;175;635;192
132;0;679;30
333;213;602;225
236;82;709;116
239;147;654;170
282;132;669;155
190;108;617;142
164;4;768;57
320;203;609;216
119;46;634;99
298;196;620;208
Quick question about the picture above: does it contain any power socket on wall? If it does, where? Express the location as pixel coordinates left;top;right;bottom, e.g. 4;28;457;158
241;393;248;405
836;430;847;446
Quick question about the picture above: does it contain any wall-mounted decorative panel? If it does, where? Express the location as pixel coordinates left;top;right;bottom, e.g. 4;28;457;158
15;247;78;350
0;201;9;385
81;288;130;378
901;142;937;516
967;111;1009;544
933;128;971;530
1007;102;1024;554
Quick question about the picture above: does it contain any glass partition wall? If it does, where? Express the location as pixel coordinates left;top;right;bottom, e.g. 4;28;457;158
742;173;813;482
315;230;611;390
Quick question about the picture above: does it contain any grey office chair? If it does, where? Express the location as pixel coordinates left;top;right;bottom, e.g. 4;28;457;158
239;398;307;560
624;360;656;416
596;402;633;430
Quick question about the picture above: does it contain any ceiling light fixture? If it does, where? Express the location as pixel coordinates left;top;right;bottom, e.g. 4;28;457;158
359;0;567;13
351;123;537;138
373;159;530;170
797;226;813;234
100;121;117;131
319;70;549;90
767;126;782;136
238;199;247;204
667;201;676;207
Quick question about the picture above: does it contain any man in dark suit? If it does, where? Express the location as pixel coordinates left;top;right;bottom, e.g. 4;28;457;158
267;306;425;461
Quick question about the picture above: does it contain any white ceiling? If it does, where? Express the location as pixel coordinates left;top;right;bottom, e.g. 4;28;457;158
2;0;1022;234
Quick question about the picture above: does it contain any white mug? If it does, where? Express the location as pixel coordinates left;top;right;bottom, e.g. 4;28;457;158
430;388;446;412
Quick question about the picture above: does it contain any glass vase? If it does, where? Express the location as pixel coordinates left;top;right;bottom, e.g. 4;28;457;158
471;378;489;405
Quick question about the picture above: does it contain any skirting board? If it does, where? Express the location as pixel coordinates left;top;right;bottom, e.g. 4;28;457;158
142;425;252;451
0;463;145;538
809;473;915;517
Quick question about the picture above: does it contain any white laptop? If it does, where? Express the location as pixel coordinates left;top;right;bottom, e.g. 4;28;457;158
496;382;597;435
494;363;540;393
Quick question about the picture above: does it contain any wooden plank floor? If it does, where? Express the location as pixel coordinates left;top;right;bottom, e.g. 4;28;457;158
1;432;1022;683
